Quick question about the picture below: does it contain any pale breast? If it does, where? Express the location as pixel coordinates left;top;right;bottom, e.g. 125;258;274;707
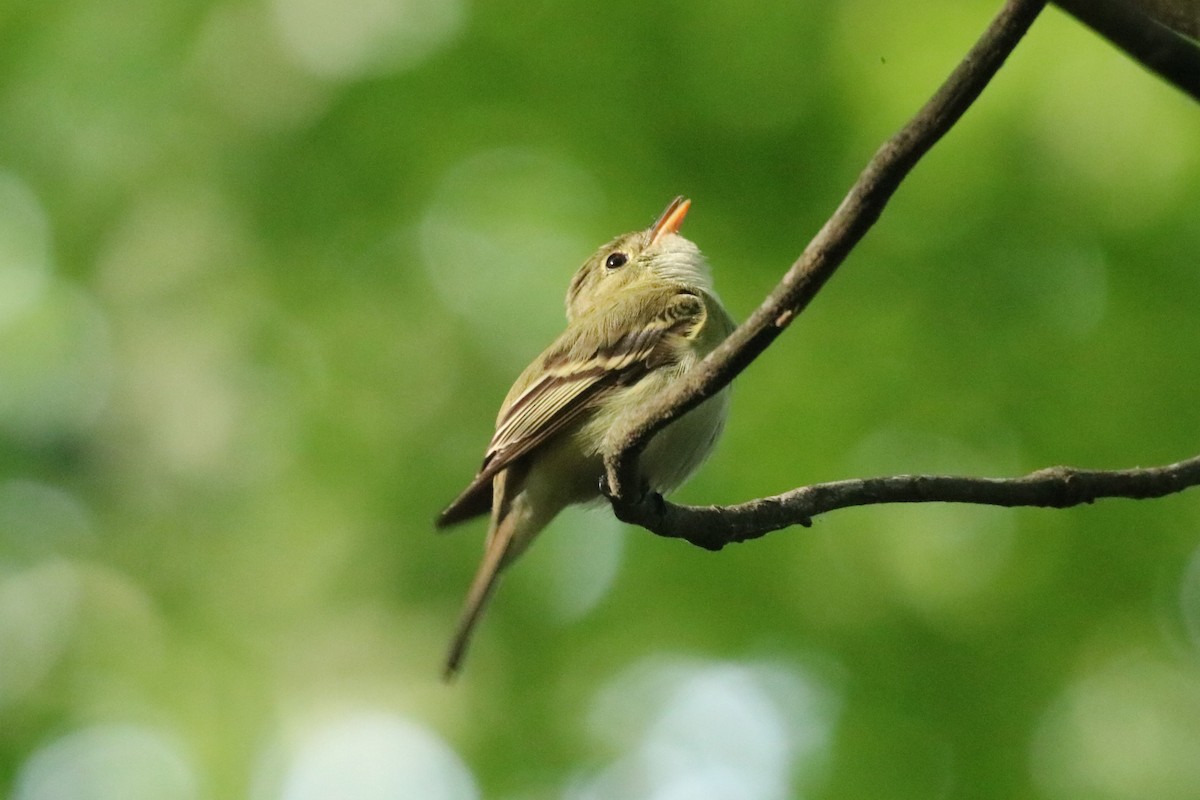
638;386;730;493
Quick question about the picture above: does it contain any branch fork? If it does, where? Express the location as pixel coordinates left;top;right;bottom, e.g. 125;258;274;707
602;0;1200;548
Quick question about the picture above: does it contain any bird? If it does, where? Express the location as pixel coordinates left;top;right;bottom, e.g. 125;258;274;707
435;196;735;678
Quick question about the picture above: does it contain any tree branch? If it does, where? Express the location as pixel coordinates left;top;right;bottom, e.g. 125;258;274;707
603;0;1047;501
1053;0;1200;102
606;0;1051;498
612;457;1200;551
603;0;1200;548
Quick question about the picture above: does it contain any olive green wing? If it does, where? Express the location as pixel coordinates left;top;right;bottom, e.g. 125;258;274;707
435;289;705;528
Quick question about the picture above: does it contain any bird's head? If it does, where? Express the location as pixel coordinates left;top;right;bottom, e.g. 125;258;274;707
565;197;712;322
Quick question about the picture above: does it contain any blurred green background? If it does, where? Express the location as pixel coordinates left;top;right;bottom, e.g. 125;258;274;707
2;0;1200;797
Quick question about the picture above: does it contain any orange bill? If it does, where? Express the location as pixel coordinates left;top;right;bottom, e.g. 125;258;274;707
649;196;691;244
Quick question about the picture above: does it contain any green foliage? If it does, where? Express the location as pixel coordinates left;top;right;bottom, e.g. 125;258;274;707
1;1;1199;798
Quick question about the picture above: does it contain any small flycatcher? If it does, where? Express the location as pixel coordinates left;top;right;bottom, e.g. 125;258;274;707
436;197;734;677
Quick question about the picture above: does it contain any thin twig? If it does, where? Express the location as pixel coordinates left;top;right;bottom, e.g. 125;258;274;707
604;0;1047;501
612;457;1200;551
606;0;1200;549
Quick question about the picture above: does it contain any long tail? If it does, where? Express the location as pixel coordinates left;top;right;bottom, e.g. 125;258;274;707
443;509;520;680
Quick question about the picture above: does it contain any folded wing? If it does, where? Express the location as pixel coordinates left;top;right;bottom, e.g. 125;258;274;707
435;288;706;528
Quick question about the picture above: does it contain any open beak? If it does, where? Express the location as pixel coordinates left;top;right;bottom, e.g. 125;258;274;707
649;196;691;245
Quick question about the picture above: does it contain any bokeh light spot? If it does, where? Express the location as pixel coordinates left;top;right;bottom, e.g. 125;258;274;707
95;183;294;484
271;0;467;80
524;506;625;623
574;658;840;800
0;281;113;439
0;172;51;329
13;724;199;800
192;3;328;132
420;148;604;366
0;480;94;563
0;561;81;708
1028;29;1199;227
1179;537;1200;657
1031;656;1200;800
262;712;478;800
842;428;1019;624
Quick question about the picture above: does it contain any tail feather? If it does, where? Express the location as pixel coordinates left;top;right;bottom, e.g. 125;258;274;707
436;475;494;530
442;510;518;680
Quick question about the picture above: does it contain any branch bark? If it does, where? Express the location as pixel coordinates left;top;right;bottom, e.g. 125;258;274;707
605;0;1050;499
602;0;1200;548
613;457;1200;551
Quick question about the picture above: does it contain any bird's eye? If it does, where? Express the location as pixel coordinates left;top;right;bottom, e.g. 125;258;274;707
605;252;628;269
